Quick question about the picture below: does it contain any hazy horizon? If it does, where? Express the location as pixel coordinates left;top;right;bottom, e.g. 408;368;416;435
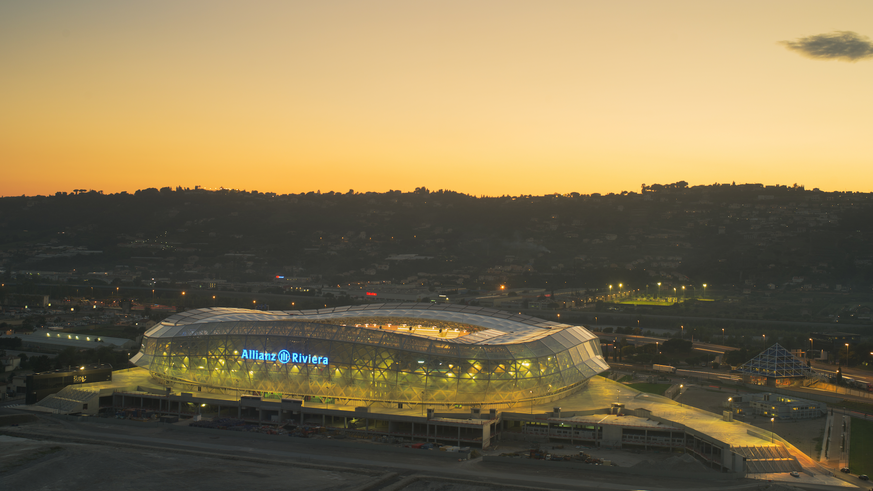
0;180;853;199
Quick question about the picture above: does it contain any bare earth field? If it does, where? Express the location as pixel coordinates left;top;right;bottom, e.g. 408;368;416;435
0;410;820;491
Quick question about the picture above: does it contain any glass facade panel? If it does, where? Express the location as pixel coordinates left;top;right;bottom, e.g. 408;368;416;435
134;307;608;405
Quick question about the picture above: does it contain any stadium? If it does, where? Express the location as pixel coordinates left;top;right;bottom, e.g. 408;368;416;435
131;304;609;407
23;305;806;470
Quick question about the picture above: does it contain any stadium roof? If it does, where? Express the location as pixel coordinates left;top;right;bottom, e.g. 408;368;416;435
144;304;598;346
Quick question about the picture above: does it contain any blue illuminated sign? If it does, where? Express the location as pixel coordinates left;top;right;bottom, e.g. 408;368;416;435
240;349;328;365
277;350;291;364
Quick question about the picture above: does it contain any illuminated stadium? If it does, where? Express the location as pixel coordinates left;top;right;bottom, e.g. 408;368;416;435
131;304;609;407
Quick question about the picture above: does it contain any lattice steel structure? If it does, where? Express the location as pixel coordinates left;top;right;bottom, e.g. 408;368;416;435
737;343;814;387
131;304;608;407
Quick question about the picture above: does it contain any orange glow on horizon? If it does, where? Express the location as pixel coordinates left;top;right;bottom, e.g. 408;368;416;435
2;2;873;198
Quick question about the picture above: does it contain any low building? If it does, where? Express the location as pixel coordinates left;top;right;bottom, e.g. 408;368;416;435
3;330;136;352
2;354;21;371
746;393;824;420
25;364;113;404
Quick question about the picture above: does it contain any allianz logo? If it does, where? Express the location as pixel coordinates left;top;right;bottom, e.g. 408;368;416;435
239;349;328;365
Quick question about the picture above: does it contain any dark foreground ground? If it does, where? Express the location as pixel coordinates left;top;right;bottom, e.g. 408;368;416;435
0;409;820;491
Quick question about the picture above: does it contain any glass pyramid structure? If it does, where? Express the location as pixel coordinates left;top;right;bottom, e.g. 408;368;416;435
737;343;813;378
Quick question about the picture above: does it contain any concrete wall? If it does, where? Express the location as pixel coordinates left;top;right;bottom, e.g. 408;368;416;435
600;425;622;447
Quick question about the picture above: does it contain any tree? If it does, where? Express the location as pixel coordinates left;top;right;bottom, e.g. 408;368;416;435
661;338;692;354
724;348;750;367
0;337;22;349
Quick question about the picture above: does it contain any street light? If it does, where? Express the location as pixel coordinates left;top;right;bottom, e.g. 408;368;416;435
681;325;684;339
722;328;725;344
681;285;685;299
702;283;707;299
657;282;661;298
845;343;850;366
677;384;685;410
770;417;775;442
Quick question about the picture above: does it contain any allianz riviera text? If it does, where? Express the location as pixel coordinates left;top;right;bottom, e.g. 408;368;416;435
239;349;328;365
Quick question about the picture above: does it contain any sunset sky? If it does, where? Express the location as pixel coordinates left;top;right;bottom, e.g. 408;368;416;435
2;1;872;197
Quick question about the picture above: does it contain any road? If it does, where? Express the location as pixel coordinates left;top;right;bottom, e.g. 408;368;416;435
533;308;856;330
594;332;736;355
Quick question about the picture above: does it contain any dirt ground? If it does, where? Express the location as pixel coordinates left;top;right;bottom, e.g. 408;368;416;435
0;435;373;491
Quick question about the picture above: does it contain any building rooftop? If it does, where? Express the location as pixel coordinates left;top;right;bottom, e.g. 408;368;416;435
6;330;135;350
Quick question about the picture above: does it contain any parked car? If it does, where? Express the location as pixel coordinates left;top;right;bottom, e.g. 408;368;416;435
790;471;800;478
858;474;869;481
841;467;851;473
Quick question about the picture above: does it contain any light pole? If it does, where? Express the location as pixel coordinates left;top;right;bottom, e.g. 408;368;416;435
722;328;725;344
619;283;623;296
770;417;775;443
673;287;677;302
702;283;707;299
681;286;685;300
845;343;850;366
681;325;684;339
657;282;661;298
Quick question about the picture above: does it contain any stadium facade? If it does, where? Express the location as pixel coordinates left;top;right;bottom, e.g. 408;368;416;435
131;304;608;407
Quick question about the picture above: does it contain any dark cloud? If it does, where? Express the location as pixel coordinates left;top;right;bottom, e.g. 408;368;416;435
780;31;873;62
